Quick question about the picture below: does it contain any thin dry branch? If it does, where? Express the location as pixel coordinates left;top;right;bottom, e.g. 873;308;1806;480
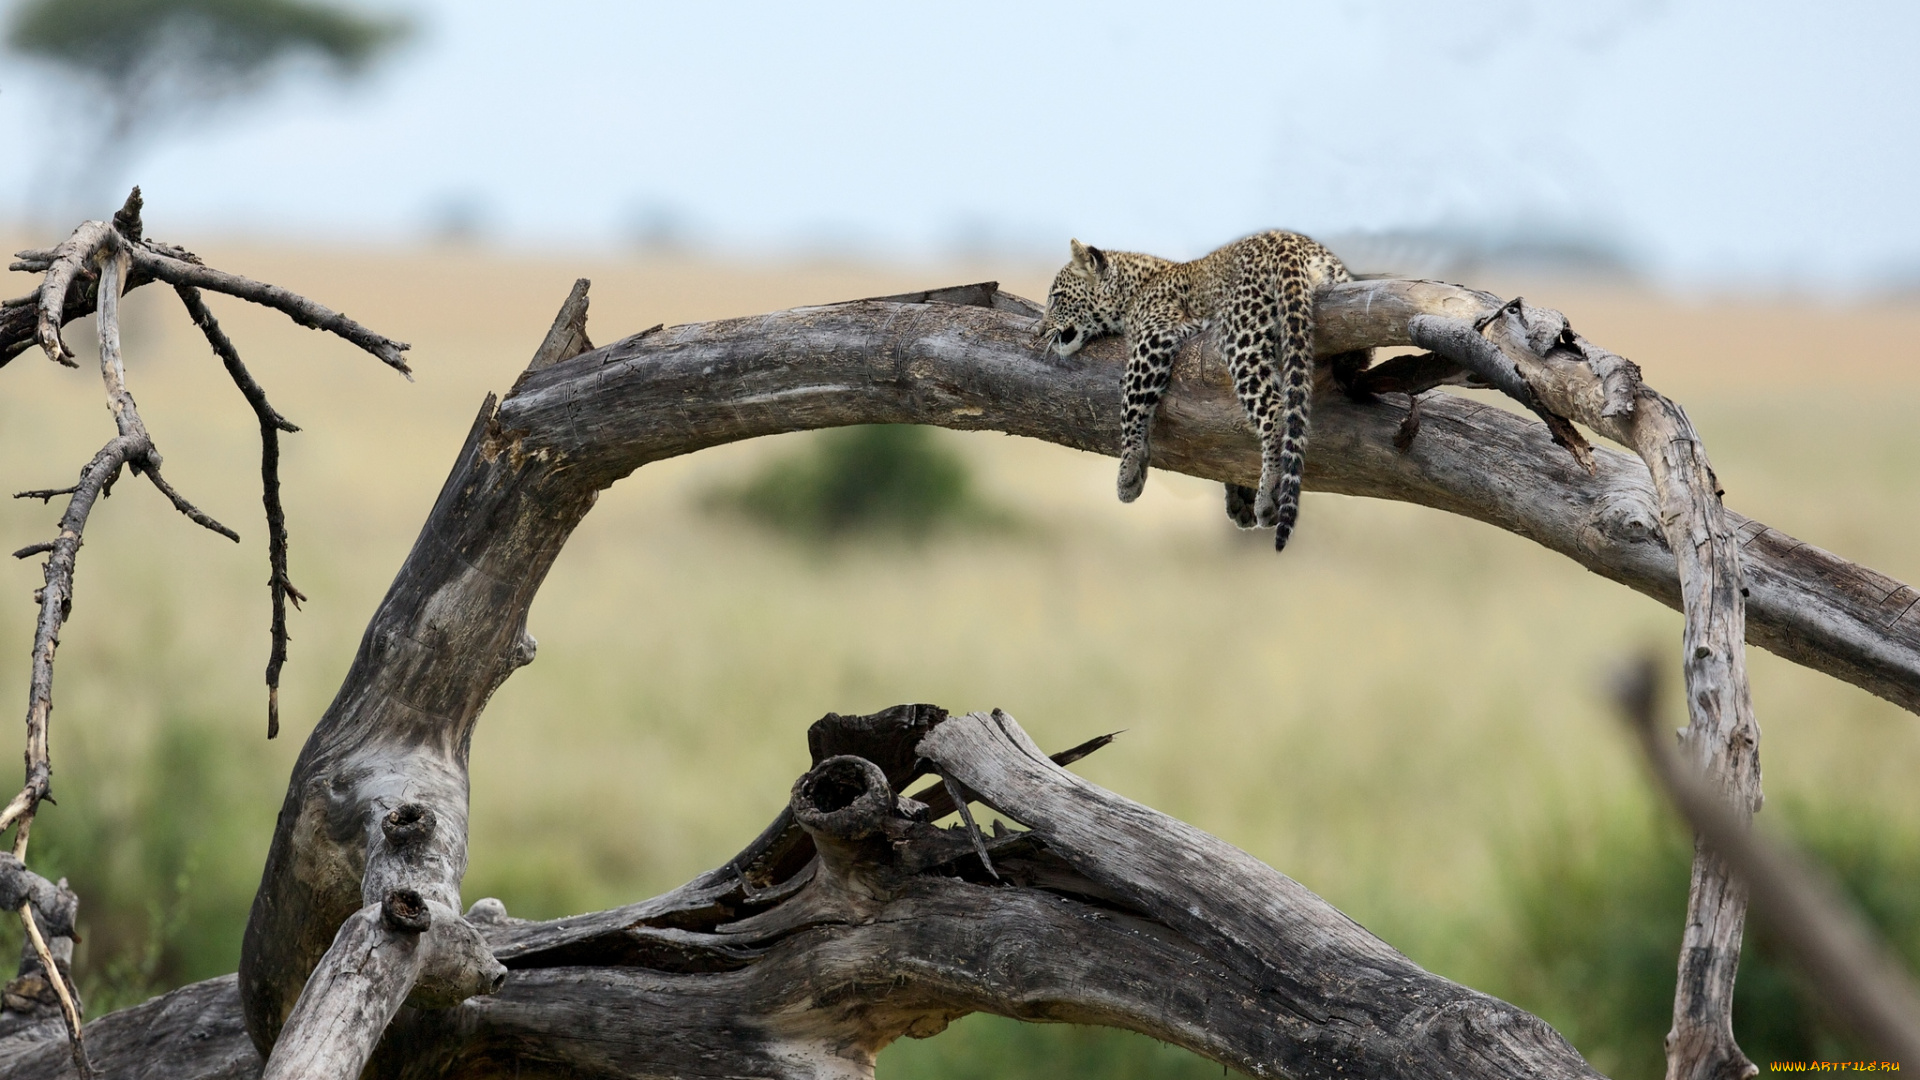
2;195;411;1069
128;248;413;377
2;192;412;377
15;910;84;1079
0;432;143;838
1613;657;1920;1065
175;285;305;738
6;824;88;1078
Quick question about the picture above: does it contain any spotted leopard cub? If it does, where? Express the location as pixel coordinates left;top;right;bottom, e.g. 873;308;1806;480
1038;230;1352;551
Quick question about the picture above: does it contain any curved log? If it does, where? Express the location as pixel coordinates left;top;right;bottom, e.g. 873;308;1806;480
500;280;1920;713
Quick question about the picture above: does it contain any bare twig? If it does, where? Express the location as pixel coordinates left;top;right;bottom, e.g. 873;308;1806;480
13;911;85;1078
131;247;413;377
0;433;141;838
1613;656;1920;1065
938;771;1000;881
142;468;240;541
176;285;303;738
3;188;410;376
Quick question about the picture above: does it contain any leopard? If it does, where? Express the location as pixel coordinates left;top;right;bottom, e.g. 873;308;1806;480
1037;230;1357;552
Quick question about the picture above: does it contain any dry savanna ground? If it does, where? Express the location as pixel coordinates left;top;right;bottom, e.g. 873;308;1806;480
2;235;1919;1056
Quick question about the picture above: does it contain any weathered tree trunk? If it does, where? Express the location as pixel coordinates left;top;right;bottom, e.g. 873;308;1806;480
7;273;1919;1078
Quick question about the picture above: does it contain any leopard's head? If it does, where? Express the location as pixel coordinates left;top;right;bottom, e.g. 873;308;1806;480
1038;239;1124;357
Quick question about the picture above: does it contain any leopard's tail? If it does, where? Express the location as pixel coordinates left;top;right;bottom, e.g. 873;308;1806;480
1272;273;1314;553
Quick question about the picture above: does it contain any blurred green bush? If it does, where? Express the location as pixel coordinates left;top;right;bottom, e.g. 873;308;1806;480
710;425;1008;540
0;708;277;1016
881;1015;1231;1080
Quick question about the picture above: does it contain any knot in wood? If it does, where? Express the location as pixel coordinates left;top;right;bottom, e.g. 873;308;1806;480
382;888;431;934
382;803;435;850
791;755;894;842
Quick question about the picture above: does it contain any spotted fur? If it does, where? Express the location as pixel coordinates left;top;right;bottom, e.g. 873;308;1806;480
1038;230;1352;551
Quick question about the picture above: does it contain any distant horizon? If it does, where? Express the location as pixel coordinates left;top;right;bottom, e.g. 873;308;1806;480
8;213;1903;307
3;0;1915;296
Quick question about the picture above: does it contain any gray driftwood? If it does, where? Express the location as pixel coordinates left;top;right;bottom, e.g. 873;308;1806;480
7;268;1920;1078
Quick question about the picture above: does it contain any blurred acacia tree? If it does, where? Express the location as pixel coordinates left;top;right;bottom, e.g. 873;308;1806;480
6;0;410;214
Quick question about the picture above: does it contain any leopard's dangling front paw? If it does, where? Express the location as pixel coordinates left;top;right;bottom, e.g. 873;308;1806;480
1116;447;1150;503
1224;483;1259;528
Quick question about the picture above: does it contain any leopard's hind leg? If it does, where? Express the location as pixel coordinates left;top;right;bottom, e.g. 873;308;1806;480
1220;280;1291;538
1224;482;1259;528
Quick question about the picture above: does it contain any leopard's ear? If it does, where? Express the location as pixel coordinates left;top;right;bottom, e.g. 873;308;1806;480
1069;238;1109;276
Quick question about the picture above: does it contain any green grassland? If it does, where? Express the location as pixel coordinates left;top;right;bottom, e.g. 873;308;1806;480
2;242;1918;1076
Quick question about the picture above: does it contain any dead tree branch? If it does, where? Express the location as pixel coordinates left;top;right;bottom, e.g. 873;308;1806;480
1404;297;1762;1080
128;249;413;378
175;285;305;737
3;194;410;377
0;850;80;1052
0;193;411;1070
220;277;1920;1076
237;283;600;1072
6;268;1919;1077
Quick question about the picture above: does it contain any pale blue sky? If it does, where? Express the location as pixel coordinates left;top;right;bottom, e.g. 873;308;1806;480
2;0;1916;289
